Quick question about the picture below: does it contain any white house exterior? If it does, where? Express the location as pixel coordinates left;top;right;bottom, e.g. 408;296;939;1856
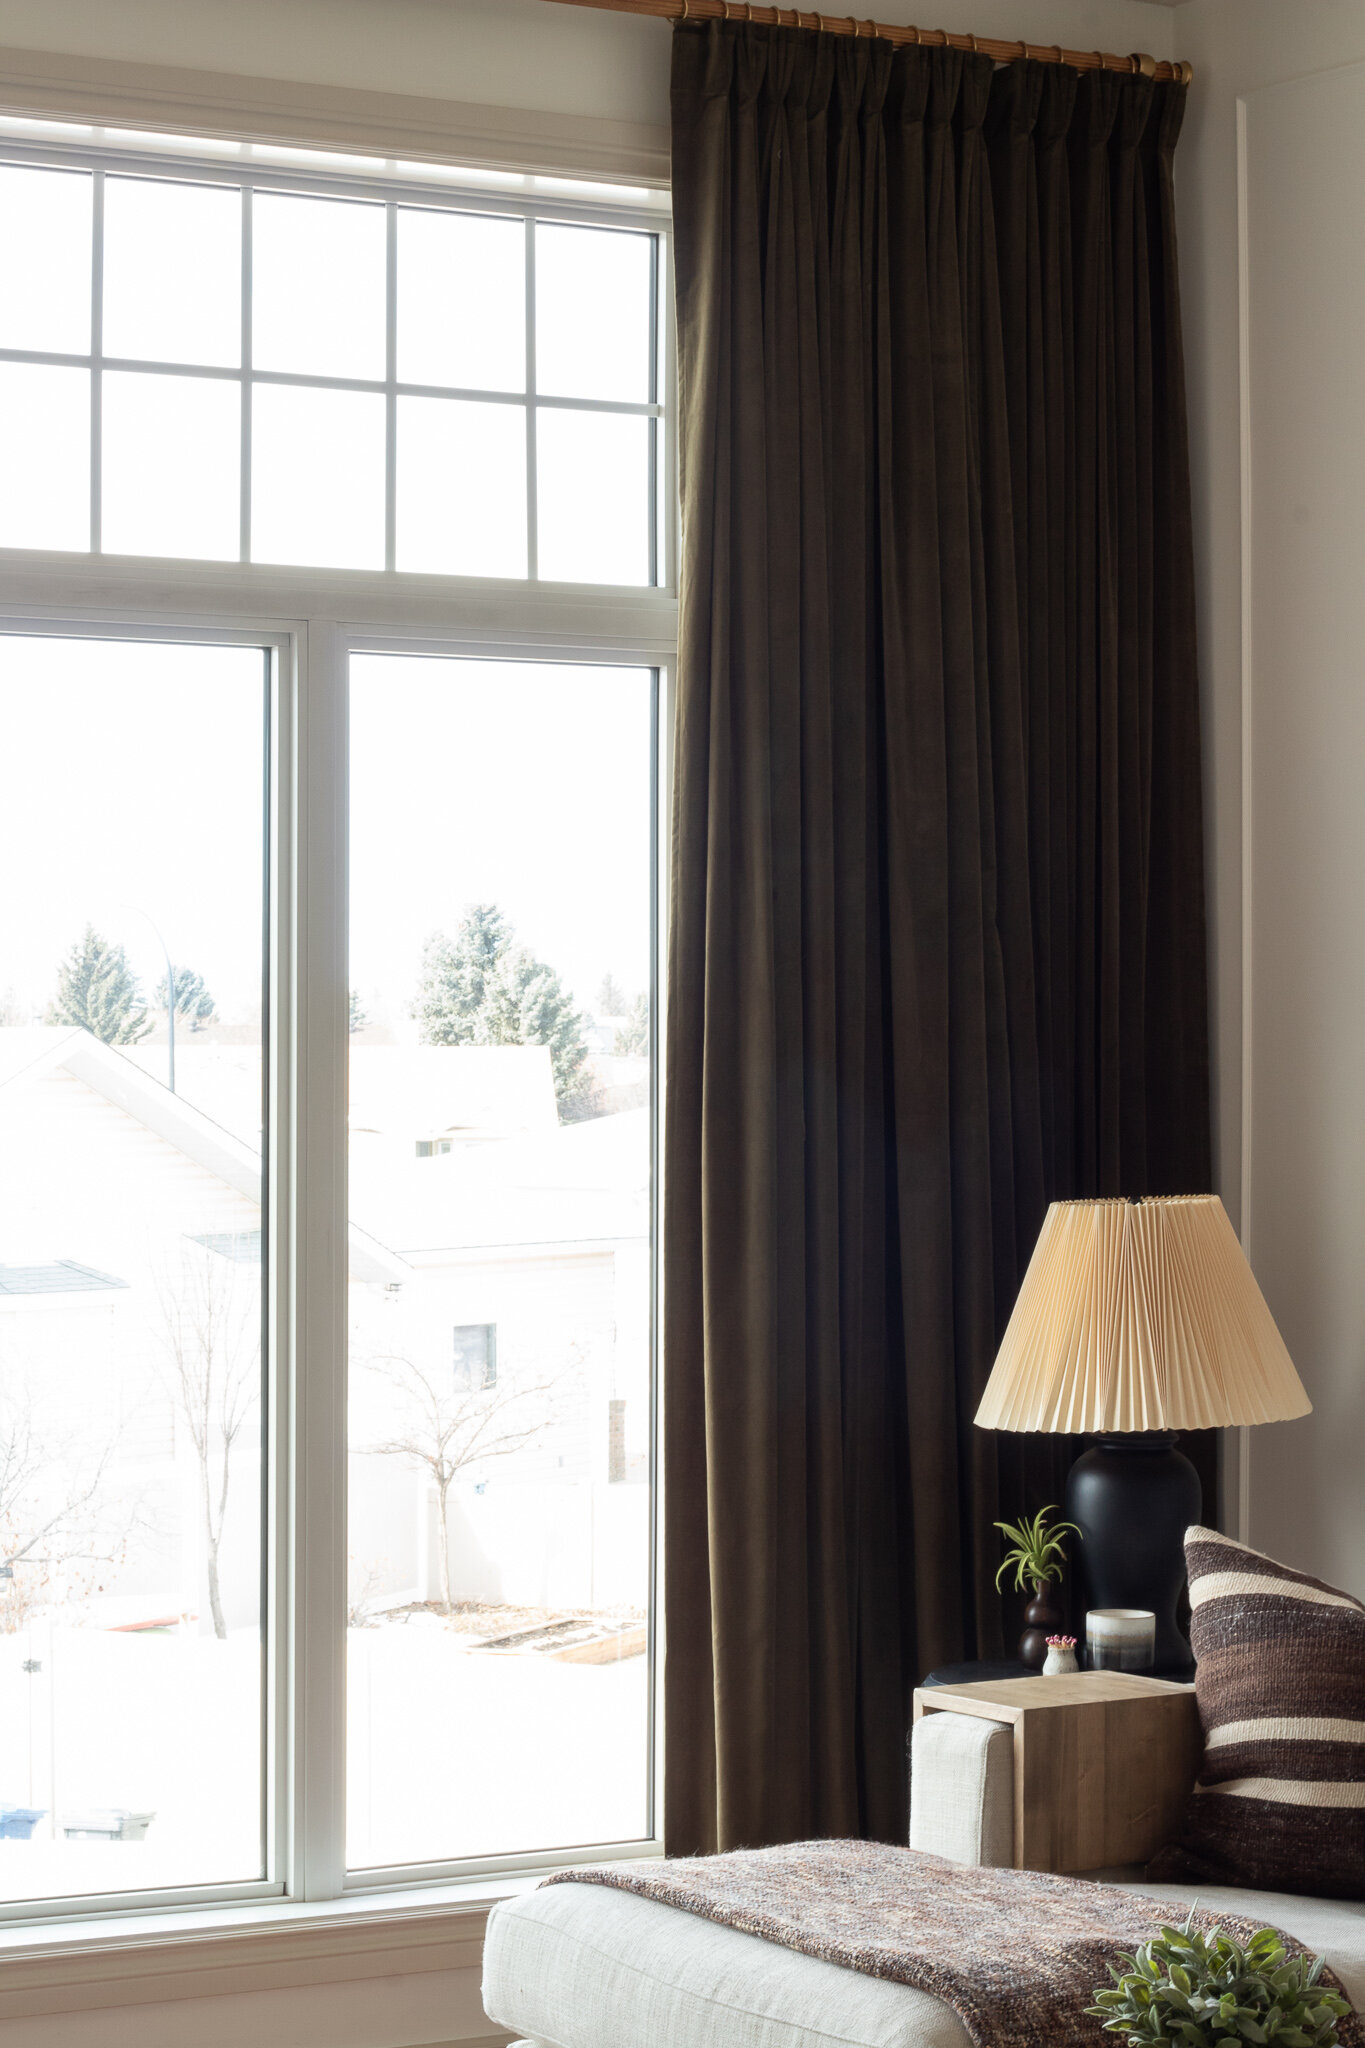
0;1027;650;1638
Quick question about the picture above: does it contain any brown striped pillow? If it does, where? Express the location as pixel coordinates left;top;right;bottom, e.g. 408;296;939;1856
1148;1525;1365;1899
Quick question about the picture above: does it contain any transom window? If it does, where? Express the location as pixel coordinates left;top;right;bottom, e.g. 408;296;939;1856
0;144;665;583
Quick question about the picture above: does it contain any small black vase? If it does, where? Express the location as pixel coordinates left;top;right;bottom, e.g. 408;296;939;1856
1018;1583;1064;1670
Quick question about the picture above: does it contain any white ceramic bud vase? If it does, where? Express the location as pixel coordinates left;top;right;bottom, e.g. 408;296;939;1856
1042;1640;1079;1676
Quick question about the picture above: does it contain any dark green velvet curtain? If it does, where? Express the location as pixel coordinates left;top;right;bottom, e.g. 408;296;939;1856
663;24;1213;1855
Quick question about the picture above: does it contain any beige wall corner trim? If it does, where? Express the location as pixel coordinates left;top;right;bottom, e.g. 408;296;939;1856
0;1901;491;2022
0;45;670;184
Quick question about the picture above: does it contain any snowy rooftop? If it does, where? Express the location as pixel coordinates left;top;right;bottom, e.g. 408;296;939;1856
0;1029;645;1272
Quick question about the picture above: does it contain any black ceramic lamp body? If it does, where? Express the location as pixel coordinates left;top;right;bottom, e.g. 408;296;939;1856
1063;1433;1201;1680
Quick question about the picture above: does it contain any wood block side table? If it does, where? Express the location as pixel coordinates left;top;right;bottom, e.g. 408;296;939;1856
912;1670;1202;1875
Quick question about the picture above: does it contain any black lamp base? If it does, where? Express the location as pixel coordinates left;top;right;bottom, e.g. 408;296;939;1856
1063;1434;1201;1681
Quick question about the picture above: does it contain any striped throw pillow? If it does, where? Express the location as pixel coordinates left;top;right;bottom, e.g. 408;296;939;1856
1148;1526;1365;1898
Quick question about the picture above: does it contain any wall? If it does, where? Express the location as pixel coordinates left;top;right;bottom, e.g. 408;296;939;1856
0;0;1174;135
1174;0;1365;1586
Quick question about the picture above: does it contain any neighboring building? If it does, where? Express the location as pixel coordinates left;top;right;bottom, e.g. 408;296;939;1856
0;1028;649;1637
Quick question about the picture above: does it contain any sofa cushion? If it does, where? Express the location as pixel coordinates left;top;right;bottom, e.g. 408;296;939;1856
483;1879;973;2048
483;1871;1365;2048
1148;1525;1365;1898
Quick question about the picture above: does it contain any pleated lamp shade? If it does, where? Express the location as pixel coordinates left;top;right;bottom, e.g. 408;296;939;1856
975;1195;1311;1435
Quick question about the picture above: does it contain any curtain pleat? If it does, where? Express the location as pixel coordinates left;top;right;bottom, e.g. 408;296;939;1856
665;25;1212;1856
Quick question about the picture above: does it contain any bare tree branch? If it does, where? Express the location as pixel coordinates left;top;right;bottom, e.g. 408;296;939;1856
361;1347;566;1619
0;1393;136;1633
153;1247;259;1639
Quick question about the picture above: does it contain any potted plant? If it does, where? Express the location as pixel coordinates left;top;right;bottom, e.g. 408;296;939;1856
1089;1913;1353;2048
994;1504;1080;1669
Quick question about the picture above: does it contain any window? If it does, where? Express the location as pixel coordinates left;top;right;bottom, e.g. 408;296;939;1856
192;1232;263;1264
0;1261;128;1295
0;141;665;583
0;632;268;1907
347;653;654;1873
452;1324;497;1391
0;116;670;1924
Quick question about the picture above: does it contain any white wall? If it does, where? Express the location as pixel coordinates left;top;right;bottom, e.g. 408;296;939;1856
0;0;1174;134
1175;1;1365;1587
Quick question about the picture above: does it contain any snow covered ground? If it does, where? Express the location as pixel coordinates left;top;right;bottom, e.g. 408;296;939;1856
0;1619;649;1905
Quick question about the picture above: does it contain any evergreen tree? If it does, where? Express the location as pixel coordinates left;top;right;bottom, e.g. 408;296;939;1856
414;904;592;1116
596;972;629;1017
155;966;217;1030
615;990;650;1056
48;926;152;1045
413;904;512;1047
349;990;368;1034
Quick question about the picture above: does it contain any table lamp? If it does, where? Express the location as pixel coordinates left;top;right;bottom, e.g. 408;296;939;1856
974;1195;1310;1679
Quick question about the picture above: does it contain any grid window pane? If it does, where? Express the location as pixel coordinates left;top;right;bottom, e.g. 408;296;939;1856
102;371;240;561
251;382;385;569
347;654;654;1871
103;177;241;369
0;363;89;552
0;165;92;355
0;633;268;1905
396;396;526;577
535;224;652;404
537;409;651;586
397;208;524;394
253;192;386;381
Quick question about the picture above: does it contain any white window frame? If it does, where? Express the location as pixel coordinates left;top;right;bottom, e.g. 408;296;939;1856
0;130;673;584
0;125;675;1932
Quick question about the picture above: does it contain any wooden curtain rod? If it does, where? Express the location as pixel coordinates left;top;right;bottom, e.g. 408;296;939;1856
536;0;1192;84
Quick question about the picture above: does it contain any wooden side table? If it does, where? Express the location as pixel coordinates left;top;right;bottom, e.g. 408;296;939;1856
912;1670;1201;1875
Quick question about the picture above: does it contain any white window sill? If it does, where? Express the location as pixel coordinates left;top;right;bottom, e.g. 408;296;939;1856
0;1850;662;2020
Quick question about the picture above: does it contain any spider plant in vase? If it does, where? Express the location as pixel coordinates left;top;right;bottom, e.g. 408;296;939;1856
995;1505;1081;1671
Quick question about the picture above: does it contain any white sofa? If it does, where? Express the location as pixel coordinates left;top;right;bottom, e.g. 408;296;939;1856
482;1709;1365;2048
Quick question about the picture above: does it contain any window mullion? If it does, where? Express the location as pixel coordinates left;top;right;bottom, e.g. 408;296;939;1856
89;170;103;553
241;185;253;565
384;204;397;575
285;618;349;1901
525;216;538;583
648;232;659;589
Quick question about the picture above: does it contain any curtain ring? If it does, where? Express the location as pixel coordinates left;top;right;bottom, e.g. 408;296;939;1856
679;0;688;16
968;31;977;51
816;11;825;27
846;13;858;33
745;3;753;20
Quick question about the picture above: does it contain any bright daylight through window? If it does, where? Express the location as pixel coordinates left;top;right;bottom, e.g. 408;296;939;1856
0;636;268;1902
0;151;661;582
0;119;667;1916
347;656;653;1872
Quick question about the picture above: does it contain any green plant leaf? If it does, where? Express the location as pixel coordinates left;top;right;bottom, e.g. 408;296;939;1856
1093;1926;1351;2048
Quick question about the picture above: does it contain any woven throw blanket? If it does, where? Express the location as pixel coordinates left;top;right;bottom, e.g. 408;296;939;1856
544;1840;1363;2048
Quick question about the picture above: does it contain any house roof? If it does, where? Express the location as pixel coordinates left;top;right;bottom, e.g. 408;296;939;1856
0;1029;645;1276
0;1259;128;1295
351;1106;648;1256
0;1027;405;1285
119;1041;559;1152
